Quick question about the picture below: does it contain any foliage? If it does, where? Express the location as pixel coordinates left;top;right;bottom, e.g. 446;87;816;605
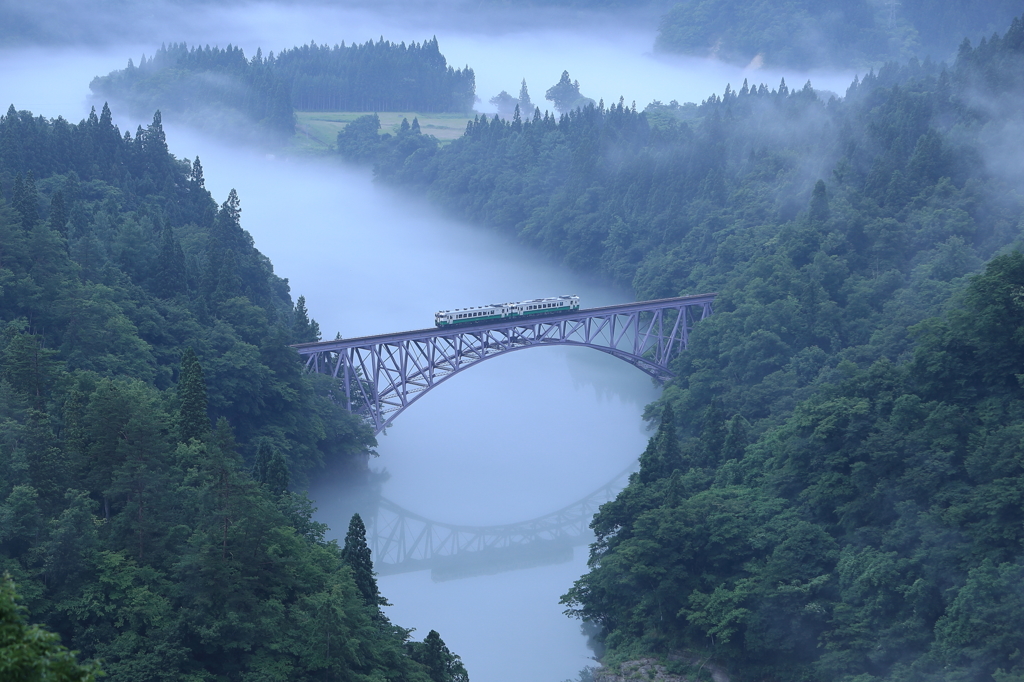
0;102;463;680
341;513;387;609
491;79;535;120
407;630;469;682
655;0;1023;69
176;347;210;443
335;114;440;174
0;102;374;481
563;253;1024;680
89;44;294;137
349;14;1024;682
1;573;101;681
89;38;476;138
545;71;595;114
274;38;475;114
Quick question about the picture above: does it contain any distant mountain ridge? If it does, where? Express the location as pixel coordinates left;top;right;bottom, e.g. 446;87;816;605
656;0;1023;69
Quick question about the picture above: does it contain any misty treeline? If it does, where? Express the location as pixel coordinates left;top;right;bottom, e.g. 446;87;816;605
0;102;468;680
89;38;476;137
656;0;1023;69
90;44;294;136
348;15;1024;682
275;38;476;113
489;72;594;119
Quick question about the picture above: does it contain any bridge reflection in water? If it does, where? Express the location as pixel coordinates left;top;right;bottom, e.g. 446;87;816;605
299;295;716;579
369;465;636;582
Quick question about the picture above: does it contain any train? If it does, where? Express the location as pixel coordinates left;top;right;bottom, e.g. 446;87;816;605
435;295;580;327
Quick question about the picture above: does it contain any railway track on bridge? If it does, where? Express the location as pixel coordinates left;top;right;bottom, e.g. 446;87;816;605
293;293;716;434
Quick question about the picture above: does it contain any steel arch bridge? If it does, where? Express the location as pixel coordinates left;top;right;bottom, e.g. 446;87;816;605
294;293;716;435
369;464;636;580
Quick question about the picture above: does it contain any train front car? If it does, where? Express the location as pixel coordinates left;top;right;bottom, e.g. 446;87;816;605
512;294;580;318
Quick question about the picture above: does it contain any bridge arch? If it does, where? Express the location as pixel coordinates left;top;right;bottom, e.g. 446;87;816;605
295;294;715;435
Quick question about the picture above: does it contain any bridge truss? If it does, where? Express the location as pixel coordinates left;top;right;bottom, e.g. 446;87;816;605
294;294;716;434
369;465;636;579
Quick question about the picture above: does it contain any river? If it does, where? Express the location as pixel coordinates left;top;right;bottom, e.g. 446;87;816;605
0;5;851;679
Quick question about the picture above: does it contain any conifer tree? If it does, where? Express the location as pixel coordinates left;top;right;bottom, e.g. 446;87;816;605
252;440;289;496
212;416;239;463
12;173;24;220
213;189;243;247
518;78;533;112
190;157;206;188
638;403;682;483
177;348;210;442
252;439;272;484
809;179;830;222
13;171;39;228
265;450;290;497
293;295;321;343
146;110;168;159
341;513;386;608
697;399;726;465
545;71;584;113
410;630;469;682
721;413;750;461
154;222;187;298
48;191;67;237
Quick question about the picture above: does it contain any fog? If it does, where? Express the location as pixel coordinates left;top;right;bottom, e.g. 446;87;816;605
169;126;658;682
0;2;857;679
2;1;857;118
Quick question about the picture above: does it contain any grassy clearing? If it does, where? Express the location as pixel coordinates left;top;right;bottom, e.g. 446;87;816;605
291;111;474;153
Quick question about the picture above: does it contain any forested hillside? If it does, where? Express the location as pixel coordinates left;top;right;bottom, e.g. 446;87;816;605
343;14;1024;681
656;0;1022;69
90;44;295;137
274;38;476;113
0;103;465;680
90;38;475;139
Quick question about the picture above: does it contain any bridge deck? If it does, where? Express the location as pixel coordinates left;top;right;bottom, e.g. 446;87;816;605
292;293;717;353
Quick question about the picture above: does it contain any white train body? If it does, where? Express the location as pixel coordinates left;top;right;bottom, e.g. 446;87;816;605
435;295;580;327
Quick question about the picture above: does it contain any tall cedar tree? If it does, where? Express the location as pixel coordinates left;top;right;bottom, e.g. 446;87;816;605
638;403;682;483
341;513;386;608
177;348;210;442
409;630;469;682
252;440;290;496
154;222;187;298
293;295;321;343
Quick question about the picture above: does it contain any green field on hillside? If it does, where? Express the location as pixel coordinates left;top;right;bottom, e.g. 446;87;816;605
292;111;474;152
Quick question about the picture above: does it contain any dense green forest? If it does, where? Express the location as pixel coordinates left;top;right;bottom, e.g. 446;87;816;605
342;14;1024;682
0;102;466;680
273;38;476;113
90;38;475;138
656;0;1023;69
89;44;295;137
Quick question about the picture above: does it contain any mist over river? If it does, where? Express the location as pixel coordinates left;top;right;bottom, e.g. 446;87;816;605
171;128;662;682
0;4;854;678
